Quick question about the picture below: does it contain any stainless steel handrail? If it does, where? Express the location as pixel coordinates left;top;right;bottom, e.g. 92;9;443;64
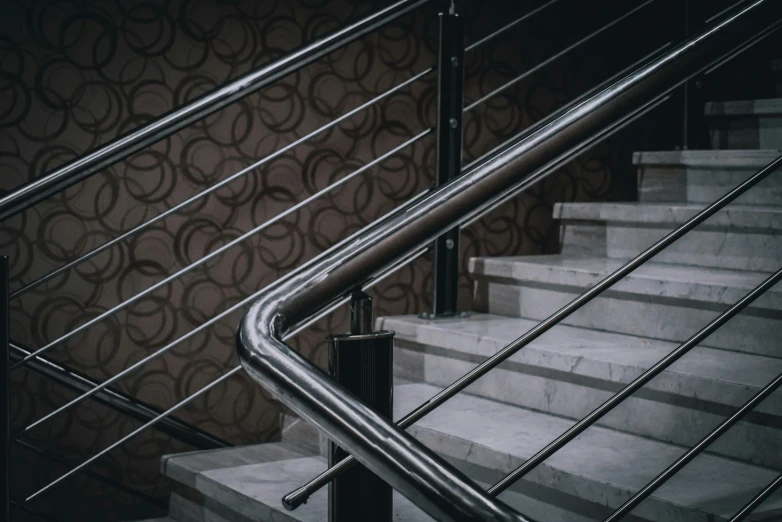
237;2;781;520
19;242;430;506
11;129;431;370
10;69;433;300
0;0;431;222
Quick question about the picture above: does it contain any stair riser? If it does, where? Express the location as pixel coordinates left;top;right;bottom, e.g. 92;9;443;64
408;425;715;522
559;219;782;272
636;164;782;206
395;343;782;469
474;281;782;357
709;115;782;149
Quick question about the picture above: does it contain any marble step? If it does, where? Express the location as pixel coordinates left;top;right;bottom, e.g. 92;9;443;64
633;149;782;205
379;313;782;469
397;383;782;522
159;441;589;522
469;255;782;357
706;98;782;149
555;201;782;271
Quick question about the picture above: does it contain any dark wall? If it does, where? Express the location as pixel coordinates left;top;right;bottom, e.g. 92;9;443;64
1;0;775;520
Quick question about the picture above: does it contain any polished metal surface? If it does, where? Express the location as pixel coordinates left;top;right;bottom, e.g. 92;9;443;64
9;69;433;300
0;0;432;222
11;129;431;371
605;367;782;521
9;342;227;449
729;473;782;522
239;1;781;519
1;257;8;522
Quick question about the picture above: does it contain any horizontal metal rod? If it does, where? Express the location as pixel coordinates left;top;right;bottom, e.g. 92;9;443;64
464;0;563;52
14;439;166;509
17;231;428;507
0;0;431;222
703;18;782;75
489;264;782;496
14;130;431;430
463;0;657;112
10;69;433;300
605;370;782;521
23;366;242;504
281;89;672;511
460;40;672;189
729;473;782;522
11;129;431;371
239;2;780;519
9;342;228;449
283;107;782;513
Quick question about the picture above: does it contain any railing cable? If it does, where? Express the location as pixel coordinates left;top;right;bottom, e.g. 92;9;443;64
12;131;431;432
463;0;657;113
282;151;782;509
16;241;429;507
10;69;433;300
464;0;563;52
605;370;782;521
729;473;782;522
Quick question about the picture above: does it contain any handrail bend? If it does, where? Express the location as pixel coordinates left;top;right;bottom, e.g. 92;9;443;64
237;1;781;520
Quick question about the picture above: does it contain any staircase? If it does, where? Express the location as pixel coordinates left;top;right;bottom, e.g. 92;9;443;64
137;61;782;522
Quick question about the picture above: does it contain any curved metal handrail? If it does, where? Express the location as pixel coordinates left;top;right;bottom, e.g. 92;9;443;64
236;1;781;520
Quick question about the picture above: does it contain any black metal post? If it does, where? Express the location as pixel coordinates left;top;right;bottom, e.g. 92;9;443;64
328;292;394;522
1;257;9;522
429;3;465;318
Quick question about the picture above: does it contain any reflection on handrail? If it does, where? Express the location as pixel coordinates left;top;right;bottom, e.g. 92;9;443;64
13;131;432;433
0;0;432;222
464;0;563;52
11;69;433;300
463;0;657;113
236;1;781;516
18;242;430;507
606;369;782;520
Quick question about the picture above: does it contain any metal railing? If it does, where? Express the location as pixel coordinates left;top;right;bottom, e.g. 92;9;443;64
236;1;782;521
4;0;780;519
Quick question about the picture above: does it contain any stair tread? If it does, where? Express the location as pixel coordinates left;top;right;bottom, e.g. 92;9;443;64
553;201;782;229
633;149;781;167
380;313;782;414
194;456;431;521
705;98;782;116
397;382;782;519
469;254;782;309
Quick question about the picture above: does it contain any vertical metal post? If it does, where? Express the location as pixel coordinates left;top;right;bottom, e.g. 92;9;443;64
1;257;9;522
429;2;465;318
328;291;394;522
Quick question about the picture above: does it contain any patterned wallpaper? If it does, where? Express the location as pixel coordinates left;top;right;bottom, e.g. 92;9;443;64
0;0;668;519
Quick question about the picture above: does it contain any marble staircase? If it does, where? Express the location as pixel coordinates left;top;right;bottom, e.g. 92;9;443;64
136;74;782;521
